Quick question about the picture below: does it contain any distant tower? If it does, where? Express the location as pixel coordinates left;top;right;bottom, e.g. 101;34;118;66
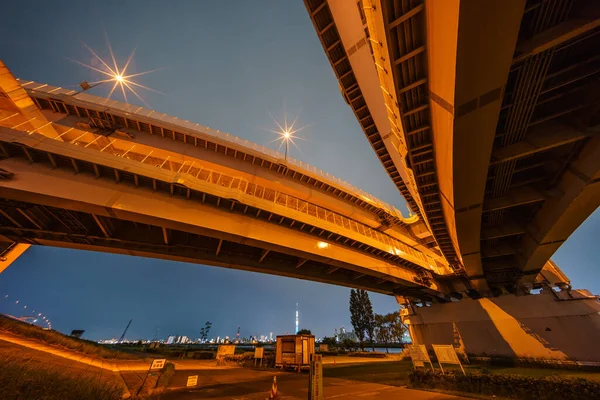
295;303;299;334
236;326;241;343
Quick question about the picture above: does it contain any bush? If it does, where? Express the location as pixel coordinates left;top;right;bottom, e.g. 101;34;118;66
0;355;123;400
317;351;340;356
192;351;215;359
156;362;176;389
469;354;587;370
221;352;274;368
348;351;387;358
409;369;600;400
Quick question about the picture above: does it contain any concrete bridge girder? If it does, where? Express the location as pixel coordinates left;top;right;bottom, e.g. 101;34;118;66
23;81;418;228
0;125;445;274
517;136;600;284
0;154;447;294
38;109;440;258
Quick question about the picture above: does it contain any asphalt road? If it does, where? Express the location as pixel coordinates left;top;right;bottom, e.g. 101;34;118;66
151;369;467;400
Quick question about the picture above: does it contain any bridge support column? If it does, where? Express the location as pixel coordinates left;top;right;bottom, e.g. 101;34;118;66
399;290;600;362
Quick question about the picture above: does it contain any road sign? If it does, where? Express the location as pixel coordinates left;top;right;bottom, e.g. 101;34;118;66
309;354;323;400
254;347;265;367
150;358;166;370
255;347;264;358
186;375;198;387
216;344;236;360
432;344;465;375
407;344;434;370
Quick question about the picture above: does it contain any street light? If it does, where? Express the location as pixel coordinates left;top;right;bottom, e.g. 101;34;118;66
283;130;291;160
268;112;307;162
71;42;162;107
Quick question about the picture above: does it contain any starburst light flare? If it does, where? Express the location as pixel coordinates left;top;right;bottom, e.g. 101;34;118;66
267;110;310;161
70;38;164;108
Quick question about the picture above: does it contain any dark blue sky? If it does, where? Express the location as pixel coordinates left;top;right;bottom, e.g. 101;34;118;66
0;1;598;341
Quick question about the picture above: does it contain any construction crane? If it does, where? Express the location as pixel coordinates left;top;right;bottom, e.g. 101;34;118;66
118;319;132;343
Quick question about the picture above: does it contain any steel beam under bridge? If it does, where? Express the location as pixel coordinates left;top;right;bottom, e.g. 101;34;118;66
0;154;446;298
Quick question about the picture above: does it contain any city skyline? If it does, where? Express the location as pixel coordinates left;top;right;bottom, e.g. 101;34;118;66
0;246;401;340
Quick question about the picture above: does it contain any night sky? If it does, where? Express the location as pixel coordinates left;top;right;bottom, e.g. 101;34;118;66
0;1;598;341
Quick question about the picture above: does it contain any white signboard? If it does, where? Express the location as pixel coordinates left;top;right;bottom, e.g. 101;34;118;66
309;354;323;400
150;358;166;370
255;347;265;359
432;345;465;375
407;344;433;370
216;344;236;359
186;375;198;387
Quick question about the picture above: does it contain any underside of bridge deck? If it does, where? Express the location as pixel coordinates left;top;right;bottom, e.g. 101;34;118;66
305;0;599;297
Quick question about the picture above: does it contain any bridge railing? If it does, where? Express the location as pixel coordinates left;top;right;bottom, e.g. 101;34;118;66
0;113;442;272
18;80;409;222
183;164;437;270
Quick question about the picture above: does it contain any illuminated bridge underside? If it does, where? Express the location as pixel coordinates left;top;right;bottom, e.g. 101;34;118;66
0;60;454;299
0;152;435;296
305;0;600;296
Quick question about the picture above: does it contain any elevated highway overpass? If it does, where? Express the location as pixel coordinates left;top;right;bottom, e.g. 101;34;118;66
305;0;599;295
305;0;600;361
0;0;598;361
0;61;454;298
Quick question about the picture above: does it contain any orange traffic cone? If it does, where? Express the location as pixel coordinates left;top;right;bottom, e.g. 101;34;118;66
270;375;279;399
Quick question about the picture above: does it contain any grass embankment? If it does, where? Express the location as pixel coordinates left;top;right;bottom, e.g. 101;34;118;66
0;354;123;400
0;314;136;360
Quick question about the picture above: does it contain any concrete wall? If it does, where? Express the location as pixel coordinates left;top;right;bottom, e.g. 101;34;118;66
402;291;600;362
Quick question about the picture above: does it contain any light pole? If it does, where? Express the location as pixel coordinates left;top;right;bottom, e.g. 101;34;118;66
78;74;124;93
284;130;291;161
268;112;304;162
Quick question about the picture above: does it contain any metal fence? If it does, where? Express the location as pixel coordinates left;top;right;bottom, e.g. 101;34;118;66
0;112;441;271
19;80;409;221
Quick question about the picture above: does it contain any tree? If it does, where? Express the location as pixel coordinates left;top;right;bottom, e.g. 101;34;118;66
387;311;407;344
349;289;366;349
375;313;392;353
321;336;337;347
199;321;212;343
349;289;376;350
341;338;358;351
297;328;311;335
360;290;376;351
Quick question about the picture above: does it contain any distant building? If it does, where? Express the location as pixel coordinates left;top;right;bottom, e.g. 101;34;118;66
177;336;190;344
165;335;190;345
339;330;357;342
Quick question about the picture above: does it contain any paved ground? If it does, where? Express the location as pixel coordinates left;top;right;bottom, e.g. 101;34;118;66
152;369;467;400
